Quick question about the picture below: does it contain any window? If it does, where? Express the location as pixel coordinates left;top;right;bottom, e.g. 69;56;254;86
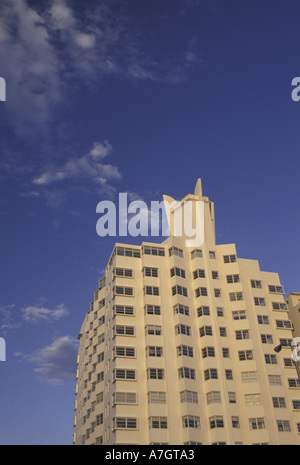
277;420;291;432
288;378;300;388
245;394;262;406
113;325;135;337
224;254;237;263
230;292;243;301
241;371;257;383
171;267;186;278
182;415;200;429
114;286;134;297
172;285;188;297
191;249;203;259
214;289;222;298
276;320;292;329
219;327;227;337
116;247;141;258
113;417;137;430
199;326;212;337
225;370;233;380
227;274;240;284
98;315;105;326
197;306;210;317
217;307;224;317
265;354;277;365
147;346;163;357
113;347;136;358
148;392;166;404
204;368;218;381
146;325;162;336
251;280;262;289
113;369;136;381
177;345;194;357
209;251;216;259
144;286;159;296
269;285;284;294
193;269;205;279
232;417;240;429
236;330;250;340
98;298;105;310
269;375;282;386
195;287;208;298
113;392;137;405
178;367;196;380
212;271;219;280
143;267;158;278
95;414;103;426
174;304;190;316
202;347;215;358
257;315;269;325
272;397;286;408
149;417;168;429
145;305;161;315
169;247;183;258
222;348;230;358
292;400;300;410
175;324;191;336
272;302;288;311
113;305;134;317
249;418;265;430
206;391;221;404
239;350;254;361
180;390;198;404
228;392;236;403
261;334;273;344
99;277;106;290
114;268;133;278
147;368;164;380
232;310;247;320
209;416;224;429
254;297;266;306
143;246;165;256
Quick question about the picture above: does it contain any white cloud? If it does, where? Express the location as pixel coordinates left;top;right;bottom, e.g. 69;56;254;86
33;140;121;188
0;0;203;135
0;0;62;133
0;304;21;337
27;336;79;384
22;304;69;324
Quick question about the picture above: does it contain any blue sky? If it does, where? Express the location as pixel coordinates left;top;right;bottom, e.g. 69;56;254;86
0;0;299;445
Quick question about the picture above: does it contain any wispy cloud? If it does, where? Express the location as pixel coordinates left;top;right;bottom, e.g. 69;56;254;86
0;301;69;335
31;140;121;204
26;336;79;385
22;304;69;325
0;0;203;135
0;304;21;337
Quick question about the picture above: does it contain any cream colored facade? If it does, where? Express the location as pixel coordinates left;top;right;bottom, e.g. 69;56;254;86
287;293;300;339
73;180;300;445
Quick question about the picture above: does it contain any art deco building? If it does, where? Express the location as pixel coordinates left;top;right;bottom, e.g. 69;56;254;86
73;179;300;445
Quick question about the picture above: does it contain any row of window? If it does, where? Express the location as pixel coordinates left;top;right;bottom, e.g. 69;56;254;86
112;363;297;382
110;390;300;409
112;284;286;308
110;416;294;433
80;371;300;409
112;266;284;295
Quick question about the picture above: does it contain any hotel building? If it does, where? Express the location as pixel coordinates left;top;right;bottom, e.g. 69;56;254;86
73;179;300;445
